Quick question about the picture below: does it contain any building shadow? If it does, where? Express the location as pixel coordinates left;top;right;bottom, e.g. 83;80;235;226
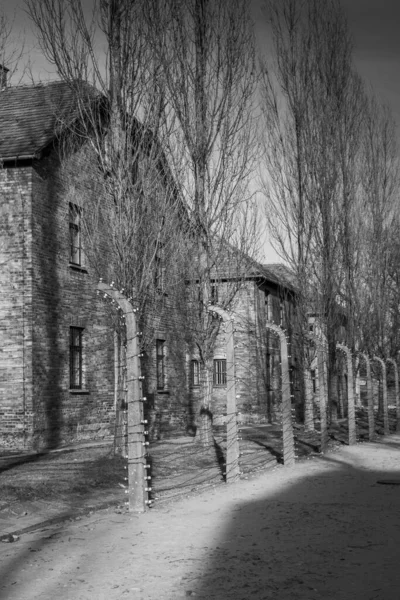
188;445;400;599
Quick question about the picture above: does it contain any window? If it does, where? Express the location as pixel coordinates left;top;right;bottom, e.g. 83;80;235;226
265;294;270;321
70;327;83;389
190;359;200;387
156;339;166;390
211;283;219;305
69;203;82;266
213;359;226;387
154;252;165;292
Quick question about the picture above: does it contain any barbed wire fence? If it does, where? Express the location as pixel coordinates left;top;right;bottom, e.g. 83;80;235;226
95;280;400;510
97;280;150;513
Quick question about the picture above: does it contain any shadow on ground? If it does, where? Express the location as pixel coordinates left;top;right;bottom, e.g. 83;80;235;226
2;438;400;599
189;443;400;600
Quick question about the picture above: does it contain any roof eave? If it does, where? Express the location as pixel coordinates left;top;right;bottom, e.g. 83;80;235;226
1;151;42;164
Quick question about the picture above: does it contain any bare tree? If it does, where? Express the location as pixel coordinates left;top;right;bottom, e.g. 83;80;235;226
144;0;260;446
0;9;25;84
358;98;399;358
260;0;370;426
27;0;189;453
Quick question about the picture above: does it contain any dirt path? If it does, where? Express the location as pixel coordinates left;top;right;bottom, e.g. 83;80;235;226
1;435;400;600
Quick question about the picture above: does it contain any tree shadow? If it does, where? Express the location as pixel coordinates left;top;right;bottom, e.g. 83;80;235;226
214;438;227;480
249;439;284;463
0;447;124;590
3;440;400;599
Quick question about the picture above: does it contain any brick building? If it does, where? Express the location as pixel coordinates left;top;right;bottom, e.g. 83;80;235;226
187;263;298;430
0;80;299;449
0;80;197;449
0;82;120;449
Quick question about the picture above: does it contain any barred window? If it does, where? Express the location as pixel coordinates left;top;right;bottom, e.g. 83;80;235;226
213;359;226;387
190;359;200;387
156;339;166;390
69;203;82;265
70;327;83;389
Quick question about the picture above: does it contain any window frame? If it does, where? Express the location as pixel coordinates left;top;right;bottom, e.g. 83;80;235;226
213;358;227;387
154;252;165;292
190;359;200;387
69;202;82;266
69;327;84;390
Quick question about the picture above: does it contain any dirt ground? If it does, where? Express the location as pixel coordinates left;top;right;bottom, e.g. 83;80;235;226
1;434;400;600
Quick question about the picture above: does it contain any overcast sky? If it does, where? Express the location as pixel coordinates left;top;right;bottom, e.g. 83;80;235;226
4;0;400;118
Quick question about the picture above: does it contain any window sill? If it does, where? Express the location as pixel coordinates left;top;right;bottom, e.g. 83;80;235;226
69;263;88;273
69;389;90;395
156;389;170;395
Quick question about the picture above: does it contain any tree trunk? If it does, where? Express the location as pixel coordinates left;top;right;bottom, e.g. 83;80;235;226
199;362;214;447
329;370;339;424
378;378;383;420
304;369;314;432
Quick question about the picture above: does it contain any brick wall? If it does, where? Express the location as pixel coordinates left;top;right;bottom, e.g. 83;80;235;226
0;144;117;450
0;166;34;447
1;142;298;448
186;280;290;430
29;145;115;449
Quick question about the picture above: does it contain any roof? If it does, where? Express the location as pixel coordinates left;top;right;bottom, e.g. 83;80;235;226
0;81;97;161
262;263;298;291
207;243;296;294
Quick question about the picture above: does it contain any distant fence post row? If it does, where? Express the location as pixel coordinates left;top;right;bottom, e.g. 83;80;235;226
99;283;400;511
304;337;400;451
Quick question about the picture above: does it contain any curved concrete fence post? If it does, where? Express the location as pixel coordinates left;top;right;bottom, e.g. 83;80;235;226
373;356;389;436
387;358;400;433
208;305;240;482
97;280;149;512
360;353;374;441
337;343;356;445
266;322;295;466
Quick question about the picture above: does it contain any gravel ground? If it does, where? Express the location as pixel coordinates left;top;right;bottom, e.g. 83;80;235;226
1;433;400;599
